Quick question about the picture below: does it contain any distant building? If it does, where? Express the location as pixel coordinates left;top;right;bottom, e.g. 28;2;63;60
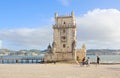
45;12;86;63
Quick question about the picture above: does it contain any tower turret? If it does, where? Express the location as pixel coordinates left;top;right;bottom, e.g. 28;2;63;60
47;43;52;53
54;12;58;18
71;11;74;17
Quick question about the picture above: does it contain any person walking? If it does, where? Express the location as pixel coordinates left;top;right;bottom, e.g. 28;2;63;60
86;57;90;66
82;57;86;65
97;56;100;65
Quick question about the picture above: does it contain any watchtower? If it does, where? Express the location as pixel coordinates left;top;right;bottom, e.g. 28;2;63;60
53;11;76;61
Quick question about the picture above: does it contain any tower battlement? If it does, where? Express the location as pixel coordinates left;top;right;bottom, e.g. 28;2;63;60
55;11;74;18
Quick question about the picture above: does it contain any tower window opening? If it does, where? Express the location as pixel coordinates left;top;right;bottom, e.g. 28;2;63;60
64;22;65;24
63;29;65;33
62;36;66;39
63;44;66;48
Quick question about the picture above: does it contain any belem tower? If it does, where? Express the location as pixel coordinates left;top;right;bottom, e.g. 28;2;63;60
45;11;86;63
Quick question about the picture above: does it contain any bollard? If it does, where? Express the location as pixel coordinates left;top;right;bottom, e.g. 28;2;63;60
2;59;4;64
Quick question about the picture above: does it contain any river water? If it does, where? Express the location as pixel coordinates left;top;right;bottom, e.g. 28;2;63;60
87;55;120;63
0;55;120;63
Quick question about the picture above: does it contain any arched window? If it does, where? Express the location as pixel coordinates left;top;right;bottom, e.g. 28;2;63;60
63;44;66;48
62;36;66;39
64;22;65;24
63;29;65;33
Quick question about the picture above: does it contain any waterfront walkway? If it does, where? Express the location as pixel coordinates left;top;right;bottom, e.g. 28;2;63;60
0;56;44;63
0;64;120;78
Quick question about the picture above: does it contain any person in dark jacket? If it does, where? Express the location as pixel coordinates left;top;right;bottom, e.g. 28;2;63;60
82;57;86;65
97;56;100;64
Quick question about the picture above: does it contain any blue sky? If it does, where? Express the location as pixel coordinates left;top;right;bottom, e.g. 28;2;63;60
0;0;120;50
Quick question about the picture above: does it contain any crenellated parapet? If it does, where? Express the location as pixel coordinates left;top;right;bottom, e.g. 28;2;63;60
53;24;76;29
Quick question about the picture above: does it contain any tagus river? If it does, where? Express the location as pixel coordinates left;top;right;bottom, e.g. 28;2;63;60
0;55;120;63
87;55;120;63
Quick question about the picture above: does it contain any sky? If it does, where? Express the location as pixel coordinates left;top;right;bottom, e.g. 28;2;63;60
0;0;120;50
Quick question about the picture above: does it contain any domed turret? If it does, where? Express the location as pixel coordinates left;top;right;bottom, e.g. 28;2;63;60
82;44;86;49
48;43;52;50
55;12;58;18
47;43;53;53
71;11;74;17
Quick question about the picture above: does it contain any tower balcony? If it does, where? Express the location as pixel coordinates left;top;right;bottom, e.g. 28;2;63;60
53;24;76;29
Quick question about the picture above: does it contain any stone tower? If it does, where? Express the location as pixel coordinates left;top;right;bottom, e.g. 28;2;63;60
53;11;76;61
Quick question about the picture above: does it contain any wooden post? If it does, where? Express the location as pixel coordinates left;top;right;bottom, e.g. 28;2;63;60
26;59;29;63
21;59;23;63
7;59;9;63
16;59;18;63
28;59;29;63
36;59;38;63
32;59;33;63
12;59;14;63
2;59;4;64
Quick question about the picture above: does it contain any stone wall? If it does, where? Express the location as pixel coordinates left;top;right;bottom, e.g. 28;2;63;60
44;53;54;62
54;52;73;61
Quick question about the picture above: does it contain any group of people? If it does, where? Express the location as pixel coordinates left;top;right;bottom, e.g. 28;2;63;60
80;56;100;66
81;57;90;66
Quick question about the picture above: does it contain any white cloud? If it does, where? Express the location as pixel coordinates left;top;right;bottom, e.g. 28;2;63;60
76;8;120;49
58;0;70;6
1;8;120;50
0;26;53;50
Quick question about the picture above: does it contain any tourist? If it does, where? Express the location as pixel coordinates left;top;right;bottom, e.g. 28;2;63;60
97;56;100;64
82;57;86;65
53;60;56;64
86;57;90;66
